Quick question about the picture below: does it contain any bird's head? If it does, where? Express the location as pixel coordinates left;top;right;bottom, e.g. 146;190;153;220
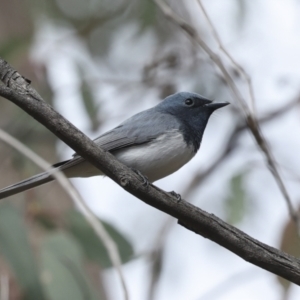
156;91;229;151
157;91;229;120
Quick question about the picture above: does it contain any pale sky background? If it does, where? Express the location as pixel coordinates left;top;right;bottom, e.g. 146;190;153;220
31;0;300;299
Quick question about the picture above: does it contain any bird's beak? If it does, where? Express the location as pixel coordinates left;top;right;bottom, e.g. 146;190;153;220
205;102;230;110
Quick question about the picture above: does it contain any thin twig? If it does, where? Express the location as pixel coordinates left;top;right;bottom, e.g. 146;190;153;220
153;0;299;232
0;129;129;300
196;0;256;113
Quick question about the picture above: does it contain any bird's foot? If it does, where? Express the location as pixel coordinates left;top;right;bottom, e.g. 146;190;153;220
130;168;149;187
169;191;181;202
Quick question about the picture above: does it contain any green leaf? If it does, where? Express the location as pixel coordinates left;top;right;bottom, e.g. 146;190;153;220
0;36;30;59
41;232;99;300
0;203;46;300
34;213;58;231
138;0;157;30
66;210;134;268
224;172;250;224
80;80;101;131
76;63;101;131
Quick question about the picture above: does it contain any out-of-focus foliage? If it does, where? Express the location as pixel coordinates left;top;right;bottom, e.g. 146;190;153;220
66;210;133;268
41;232;99;300
32;206;134;269
0;204;46;300
224;171;251;225
0;201;133;299
77;64;102;131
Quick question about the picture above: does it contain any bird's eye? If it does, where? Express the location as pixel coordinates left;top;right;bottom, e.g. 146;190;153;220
185;98;194;106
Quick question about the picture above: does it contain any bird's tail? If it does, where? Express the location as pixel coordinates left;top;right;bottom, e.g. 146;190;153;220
0;160;71;200
0;171;54;200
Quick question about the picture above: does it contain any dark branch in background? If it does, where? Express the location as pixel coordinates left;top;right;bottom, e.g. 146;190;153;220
0;58;300;285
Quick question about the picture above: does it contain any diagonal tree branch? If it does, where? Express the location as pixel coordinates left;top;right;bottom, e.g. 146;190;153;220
0;58;300;285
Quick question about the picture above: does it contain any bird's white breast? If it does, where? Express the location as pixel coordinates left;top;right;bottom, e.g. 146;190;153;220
64;130;195;182
114;130;195;182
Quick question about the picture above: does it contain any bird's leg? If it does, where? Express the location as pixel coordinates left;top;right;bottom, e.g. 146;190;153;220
168;191;181;202
130;168;149;187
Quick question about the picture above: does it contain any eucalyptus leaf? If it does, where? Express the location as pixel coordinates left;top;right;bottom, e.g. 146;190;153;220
66;210;134;268
0;203;46;300
41;232;100;300
138;0;157;30
225;172;250;225
0;36;30;59
80;80;101;131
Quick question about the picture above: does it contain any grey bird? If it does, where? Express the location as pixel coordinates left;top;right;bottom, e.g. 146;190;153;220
0;92;229;199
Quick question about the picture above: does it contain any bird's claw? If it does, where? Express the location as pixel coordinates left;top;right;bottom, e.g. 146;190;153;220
169;191;181;202
131;168;149;187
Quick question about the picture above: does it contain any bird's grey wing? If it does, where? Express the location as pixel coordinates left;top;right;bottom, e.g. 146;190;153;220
93;107;181;151
59;108;181;171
